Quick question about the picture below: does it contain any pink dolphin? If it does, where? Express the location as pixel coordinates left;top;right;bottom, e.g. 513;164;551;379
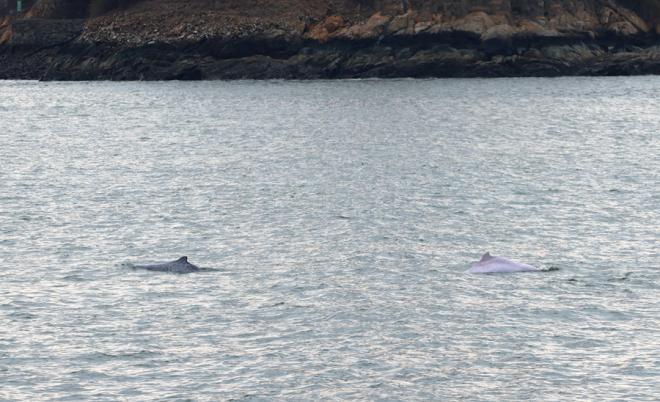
466;252;541;274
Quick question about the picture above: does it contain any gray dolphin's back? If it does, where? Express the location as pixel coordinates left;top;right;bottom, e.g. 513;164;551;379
131;256;201;274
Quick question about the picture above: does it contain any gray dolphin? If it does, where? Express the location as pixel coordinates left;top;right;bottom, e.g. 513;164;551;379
130;256;201;274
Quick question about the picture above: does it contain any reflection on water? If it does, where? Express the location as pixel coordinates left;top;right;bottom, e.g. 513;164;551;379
0;77;659;400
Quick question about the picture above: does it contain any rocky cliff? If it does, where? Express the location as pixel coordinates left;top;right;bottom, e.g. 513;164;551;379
1;0;660;79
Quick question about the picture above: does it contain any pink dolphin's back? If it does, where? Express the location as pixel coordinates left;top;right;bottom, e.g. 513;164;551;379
466;252;540;274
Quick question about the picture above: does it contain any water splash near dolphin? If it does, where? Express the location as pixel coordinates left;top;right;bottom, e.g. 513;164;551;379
466;252;542;274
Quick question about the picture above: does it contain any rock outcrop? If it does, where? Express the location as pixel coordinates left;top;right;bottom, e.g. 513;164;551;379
1;0;660;79
27;0;87;18
9;18;83;45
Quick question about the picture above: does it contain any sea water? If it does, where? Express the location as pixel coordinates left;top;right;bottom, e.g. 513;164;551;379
1;77;658;400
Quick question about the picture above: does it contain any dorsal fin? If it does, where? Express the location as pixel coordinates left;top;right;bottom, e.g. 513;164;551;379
177;256;188;263
480;252;493;262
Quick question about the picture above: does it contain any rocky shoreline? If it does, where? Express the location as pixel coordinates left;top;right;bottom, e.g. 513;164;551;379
1;0;660;80
3;33;660;81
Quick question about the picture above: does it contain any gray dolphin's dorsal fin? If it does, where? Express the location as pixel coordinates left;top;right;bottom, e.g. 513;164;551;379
177;256;188;263
480;252;493;262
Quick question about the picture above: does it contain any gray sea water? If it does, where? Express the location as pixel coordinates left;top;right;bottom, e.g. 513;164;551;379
1;77;659;401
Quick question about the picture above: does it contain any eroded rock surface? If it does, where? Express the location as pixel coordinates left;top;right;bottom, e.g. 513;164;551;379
1;0;660;79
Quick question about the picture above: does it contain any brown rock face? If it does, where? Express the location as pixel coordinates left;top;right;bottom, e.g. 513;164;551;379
298;0;659;44
7;0;657;44
1;0;660;80
0;16;11;44
308;15;345;42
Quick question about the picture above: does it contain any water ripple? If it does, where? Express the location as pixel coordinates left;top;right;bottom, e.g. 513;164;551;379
0;77;659;400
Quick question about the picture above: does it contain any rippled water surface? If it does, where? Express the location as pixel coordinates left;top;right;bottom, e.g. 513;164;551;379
1;77;659;400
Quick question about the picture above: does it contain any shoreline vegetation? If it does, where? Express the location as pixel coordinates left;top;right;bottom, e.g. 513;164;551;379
1;0;660;80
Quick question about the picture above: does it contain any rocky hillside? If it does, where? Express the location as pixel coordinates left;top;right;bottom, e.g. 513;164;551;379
1;0;660;79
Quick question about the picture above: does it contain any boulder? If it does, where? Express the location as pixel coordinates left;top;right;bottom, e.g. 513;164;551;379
608;20;640;36
451;11;497;35
387;12;411;35
338;12;391;40
307;15;345;42
481;24;516;55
